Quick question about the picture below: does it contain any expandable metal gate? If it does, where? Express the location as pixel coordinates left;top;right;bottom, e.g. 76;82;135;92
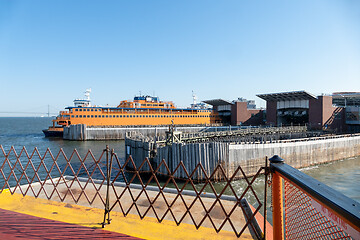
1;145;360;239
0;145;268;239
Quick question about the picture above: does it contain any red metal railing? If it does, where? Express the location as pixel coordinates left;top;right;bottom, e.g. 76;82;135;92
270;155;360;240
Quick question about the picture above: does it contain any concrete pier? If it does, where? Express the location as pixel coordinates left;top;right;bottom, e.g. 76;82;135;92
125;132;360;181
63;124;246;141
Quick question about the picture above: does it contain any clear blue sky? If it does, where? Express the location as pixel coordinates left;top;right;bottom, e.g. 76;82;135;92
1;0;359;116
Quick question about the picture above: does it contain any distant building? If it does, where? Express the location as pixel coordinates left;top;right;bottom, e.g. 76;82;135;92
202;98;264;126
332;92;360;132
257;90;360;133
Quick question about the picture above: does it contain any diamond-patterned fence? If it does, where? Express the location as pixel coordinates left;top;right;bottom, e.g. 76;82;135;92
0;145;268;239
270;158;360;240
0;145;108;205
284;181;352;239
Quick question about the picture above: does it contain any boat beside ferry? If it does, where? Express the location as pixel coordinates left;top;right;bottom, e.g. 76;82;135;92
43;89;221;137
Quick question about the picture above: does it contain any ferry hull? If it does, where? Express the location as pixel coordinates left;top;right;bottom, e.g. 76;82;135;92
42;129;63;138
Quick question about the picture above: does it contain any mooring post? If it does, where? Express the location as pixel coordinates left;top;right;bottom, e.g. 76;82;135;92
269;155;284;240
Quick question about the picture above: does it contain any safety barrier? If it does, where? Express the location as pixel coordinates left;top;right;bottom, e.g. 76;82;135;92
270;155;360;240
0;145;268;239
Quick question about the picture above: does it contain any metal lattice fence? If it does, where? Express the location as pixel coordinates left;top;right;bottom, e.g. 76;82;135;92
0;145;267;239
284;180;352;239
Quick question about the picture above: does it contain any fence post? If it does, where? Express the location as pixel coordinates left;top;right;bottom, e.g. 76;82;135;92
269;155;284;240
102;145;112;228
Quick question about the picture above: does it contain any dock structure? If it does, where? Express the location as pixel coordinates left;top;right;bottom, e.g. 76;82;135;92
63;124;249;140
125;126;360;181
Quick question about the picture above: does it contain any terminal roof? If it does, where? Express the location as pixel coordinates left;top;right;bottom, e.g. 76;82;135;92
257;91;317;102
332;92;360;106
202;99;232;106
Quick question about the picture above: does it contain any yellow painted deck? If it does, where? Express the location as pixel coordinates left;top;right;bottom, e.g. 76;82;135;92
0;189;255;240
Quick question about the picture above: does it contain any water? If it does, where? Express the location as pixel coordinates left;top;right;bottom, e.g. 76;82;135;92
1;117;359;205
0;117;125;157
300;156;360;203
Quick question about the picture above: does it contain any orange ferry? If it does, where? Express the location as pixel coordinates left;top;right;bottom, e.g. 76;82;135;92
43;89;221;137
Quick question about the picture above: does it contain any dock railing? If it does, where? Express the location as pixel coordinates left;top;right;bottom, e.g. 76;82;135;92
0;145;268;239
269;155;360;240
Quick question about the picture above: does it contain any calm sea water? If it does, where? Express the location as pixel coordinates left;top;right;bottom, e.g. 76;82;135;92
0;117;359;204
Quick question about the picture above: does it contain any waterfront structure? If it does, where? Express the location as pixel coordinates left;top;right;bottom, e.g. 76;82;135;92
256;90;360;132
43;90;221;137
332;92;360;132
203;98;264;126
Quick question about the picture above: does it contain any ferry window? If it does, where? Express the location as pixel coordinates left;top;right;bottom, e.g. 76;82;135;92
109;115;112;118
75;109;78;112
106;115;108;118
120;115;123;118
91;109;93;111
91;115;94;118
95;115;97;118
87;115;90;118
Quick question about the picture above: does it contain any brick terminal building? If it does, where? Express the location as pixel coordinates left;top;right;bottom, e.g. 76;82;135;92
203;98;265;126
257;90;360;132
203;91;360;133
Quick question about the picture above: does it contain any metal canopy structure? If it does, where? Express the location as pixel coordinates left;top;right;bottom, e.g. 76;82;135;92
332;92;360;107
257;91;317;102
202;99;232;106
